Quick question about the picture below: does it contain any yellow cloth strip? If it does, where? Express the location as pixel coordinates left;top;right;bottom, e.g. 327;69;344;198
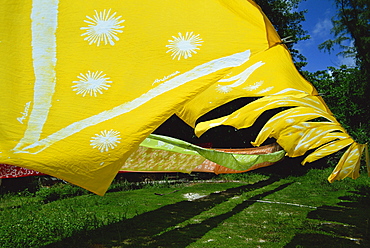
328;142;366;182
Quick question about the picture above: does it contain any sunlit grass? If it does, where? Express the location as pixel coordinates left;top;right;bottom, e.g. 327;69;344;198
1;167;369;247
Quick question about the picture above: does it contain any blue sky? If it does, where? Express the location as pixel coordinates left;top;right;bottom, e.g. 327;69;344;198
296;0;355;72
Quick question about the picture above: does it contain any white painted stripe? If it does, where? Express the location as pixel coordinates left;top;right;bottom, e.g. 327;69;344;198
15;0;59;150
17;50;252;153
271;88;306;95
218;61;264;88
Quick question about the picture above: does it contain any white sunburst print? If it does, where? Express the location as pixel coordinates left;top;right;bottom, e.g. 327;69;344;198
215;85;233;94
72;71;112;97
244;81;263;91
257;86;274;94
166;32;203;60
90;129;121;152
81;9;125;46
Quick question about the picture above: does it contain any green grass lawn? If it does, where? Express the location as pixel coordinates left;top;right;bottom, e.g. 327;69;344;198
1;167;370;247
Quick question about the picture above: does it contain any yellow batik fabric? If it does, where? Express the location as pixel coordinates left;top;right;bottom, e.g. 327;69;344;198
183;78;368;184
0;0;285;195
177;45;319;127
328;143;367;182
175;8;368;184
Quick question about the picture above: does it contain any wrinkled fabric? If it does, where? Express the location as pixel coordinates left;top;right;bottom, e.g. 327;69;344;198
0;135;284;178
0;0;367;195
0;0;282;195
122;134;284;173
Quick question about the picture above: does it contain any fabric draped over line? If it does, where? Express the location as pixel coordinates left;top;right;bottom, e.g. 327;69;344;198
0;135;284;178
0;0;368;195
122;134;285;173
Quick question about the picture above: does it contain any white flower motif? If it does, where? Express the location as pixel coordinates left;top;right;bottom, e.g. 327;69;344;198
90;129;121;152
166;32;203;60
256;86;274;94
244;81;263;91
81;9;125;46
72;71;112;97
216;84;232;94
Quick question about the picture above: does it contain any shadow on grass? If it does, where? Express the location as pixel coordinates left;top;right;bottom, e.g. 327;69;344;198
147;182;292;248
285;189;370;248
46;177;290;247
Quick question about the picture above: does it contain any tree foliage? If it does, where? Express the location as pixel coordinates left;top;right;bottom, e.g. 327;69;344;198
303;66;369;144
319;0;370;71
314;0;370;144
